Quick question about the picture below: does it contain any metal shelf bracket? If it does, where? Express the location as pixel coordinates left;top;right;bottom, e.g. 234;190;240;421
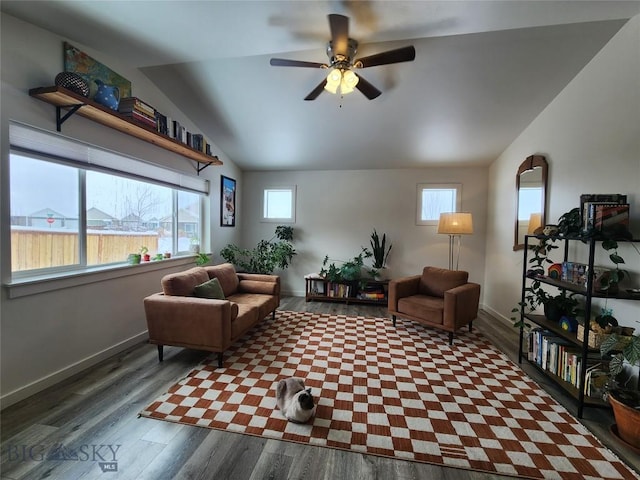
55;104;84;132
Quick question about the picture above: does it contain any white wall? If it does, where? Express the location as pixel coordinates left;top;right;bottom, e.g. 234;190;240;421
484;15;640;328
242;168;488;297
0;13;242;406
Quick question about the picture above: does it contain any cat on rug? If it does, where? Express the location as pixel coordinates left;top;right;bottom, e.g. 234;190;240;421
276;377;316;423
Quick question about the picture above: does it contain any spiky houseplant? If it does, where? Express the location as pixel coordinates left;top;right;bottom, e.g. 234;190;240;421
370;229;392;269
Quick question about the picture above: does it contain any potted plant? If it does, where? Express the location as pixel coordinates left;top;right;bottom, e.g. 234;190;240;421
600;332;640;450
195;252;210;266
369;229;392;279
511;235;560;328
557;207;583;237
220;225;296;274
127;253;141;265
320;247;372;284
127;246;148;265
543;290;580;322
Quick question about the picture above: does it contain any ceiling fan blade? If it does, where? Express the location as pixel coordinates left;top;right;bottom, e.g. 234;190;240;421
356;46;416;68
270;58;327;68
355;74;381;100
328;14;349;57
304;79;327;101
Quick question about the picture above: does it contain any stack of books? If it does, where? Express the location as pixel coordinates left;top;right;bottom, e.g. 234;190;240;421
118;97;156;129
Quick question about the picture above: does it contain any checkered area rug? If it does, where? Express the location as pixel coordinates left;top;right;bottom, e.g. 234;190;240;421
140;311;638;479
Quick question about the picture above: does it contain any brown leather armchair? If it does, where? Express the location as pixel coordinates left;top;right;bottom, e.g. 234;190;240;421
388;266;480;344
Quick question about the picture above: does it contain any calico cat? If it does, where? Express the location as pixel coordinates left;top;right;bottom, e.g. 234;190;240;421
276;377;316;423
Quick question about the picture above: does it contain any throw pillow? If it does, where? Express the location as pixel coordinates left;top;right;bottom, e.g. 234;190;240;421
193;277;226;299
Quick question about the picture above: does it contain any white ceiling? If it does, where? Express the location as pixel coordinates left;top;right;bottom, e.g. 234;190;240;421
3;1;639;171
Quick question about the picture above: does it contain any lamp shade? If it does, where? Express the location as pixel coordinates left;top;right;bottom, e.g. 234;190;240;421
527;212;542;234
437;212;474;235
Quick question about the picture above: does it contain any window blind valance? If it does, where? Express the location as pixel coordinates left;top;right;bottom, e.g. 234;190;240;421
9;121;209;194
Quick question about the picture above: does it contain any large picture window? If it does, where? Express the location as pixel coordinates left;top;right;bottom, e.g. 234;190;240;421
9;124;206;278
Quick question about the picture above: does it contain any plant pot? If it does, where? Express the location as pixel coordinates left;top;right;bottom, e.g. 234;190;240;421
544;301;563;322
609;390;640;450
373;267;388;281
143;254;151;262
127;254;141;265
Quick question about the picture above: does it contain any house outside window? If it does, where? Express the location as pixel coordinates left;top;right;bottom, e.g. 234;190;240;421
9;141;205;277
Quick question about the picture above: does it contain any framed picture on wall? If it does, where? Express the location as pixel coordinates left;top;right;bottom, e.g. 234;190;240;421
220;175;236;227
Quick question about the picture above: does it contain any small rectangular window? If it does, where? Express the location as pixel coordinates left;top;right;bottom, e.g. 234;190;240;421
416;183;462;225
262;186;296;222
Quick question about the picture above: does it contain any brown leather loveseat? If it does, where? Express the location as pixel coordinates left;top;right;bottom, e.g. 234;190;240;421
144;263;280;367
388;266;480;344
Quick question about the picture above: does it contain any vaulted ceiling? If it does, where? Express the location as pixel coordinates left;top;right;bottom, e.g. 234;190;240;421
3;1;639;171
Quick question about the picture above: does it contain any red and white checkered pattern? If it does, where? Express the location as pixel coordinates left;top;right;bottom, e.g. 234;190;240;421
140;311;638;479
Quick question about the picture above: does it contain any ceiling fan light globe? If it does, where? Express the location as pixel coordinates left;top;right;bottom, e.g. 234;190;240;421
324;69;342;94
343;70;359;87
340;84;354;95
324;82;339;94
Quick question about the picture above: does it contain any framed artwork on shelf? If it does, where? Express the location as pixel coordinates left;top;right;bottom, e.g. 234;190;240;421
220;175;236;227
63;41;132;98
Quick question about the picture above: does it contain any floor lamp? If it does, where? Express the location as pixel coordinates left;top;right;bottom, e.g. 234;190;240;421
437;213;474;270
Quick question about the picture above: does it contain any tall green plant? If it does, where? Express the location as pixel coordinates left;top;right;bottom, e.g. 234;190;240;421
220;226;296;274
370;229;392;269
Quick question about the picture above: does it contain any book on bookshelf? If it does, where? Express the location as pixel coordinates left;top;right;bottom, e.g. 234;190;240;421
588;203;629;232
579;193;628;232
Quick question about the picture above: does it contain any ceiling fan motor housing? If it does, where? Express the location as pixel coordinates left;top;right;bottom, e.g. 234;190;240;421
326;39;359;68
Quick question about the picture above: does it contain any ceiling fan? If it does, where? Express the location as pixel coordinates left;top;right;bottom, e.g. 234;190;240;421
270;14;415;101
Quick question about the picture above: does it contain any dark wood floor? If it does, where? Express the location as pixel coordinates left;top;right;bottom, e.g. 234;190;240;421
1;297;638;480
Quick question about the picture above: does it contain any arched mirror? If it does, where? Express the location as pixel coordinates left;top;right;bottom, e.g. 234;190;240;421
514;155;547;250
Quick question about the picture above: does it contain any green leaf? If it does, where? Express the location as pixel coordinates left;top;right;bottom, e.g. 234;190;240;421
608;353;625;377
609;254;625;265
622;336;640;367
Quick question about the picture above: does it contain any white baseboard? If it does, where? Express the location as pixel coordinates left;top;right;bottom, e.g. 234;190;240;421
0;331;149;409
482;304;513;326
282;289;305;297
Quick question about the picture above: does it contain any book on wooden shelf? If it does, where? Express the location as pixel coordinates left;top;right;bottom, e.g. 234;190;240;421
579;193;627;232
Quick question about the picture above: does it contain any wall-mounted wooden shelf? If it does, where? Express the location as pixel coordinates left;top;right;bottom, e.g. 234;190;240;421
29;86;222;172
